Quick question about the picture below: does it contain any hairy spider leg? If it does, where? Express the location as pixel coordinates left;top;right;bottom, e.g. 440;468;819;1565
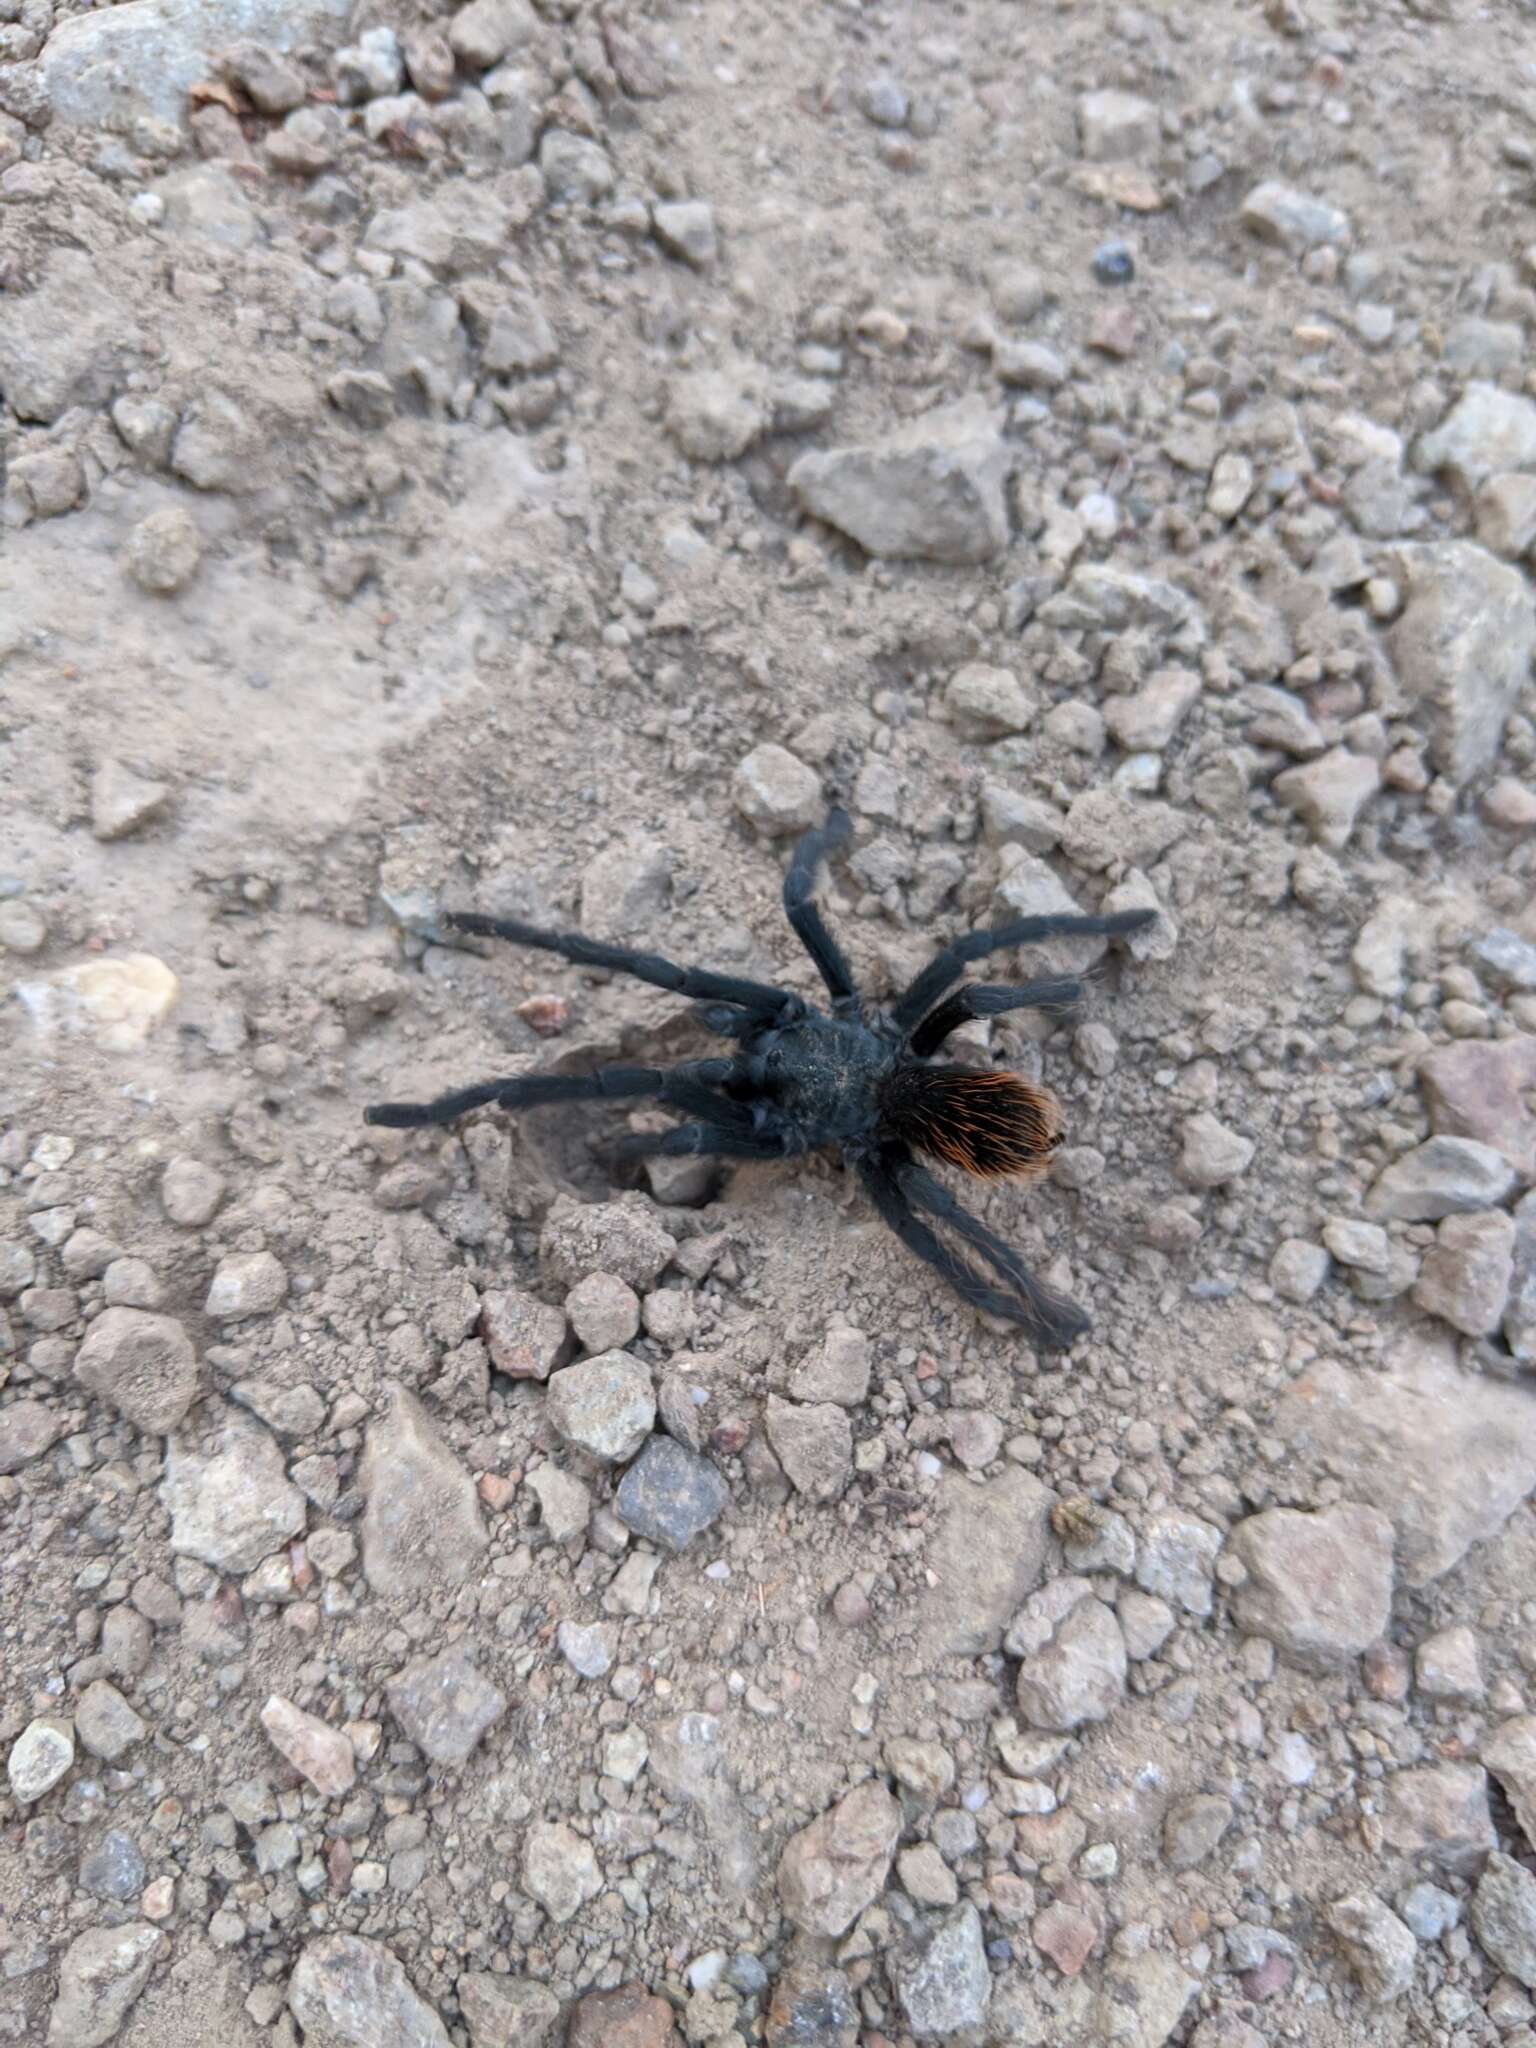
445;912;802;1018
908;977;1084;1058
894;1153;1091;1348
782;807;857;1006
610;1121;806;1161
364;1059;752;1131
856;1151;1046;1333
891;909;1156;1038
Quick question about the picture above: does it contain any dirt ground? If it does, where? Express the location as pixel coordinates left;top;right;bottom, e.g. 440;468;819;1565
5;0;1536;2043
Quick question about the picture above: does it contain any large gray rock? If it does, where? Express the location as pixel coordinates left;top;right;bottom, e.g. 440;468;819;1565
1365;1135;1516;1221
0;251;141;424
778;1779;900;1938
1387;542;1536;785
788;398;1010;564
41;0;352;128
74;1306;198;1434
920;1468;1055;1657
1415;382;1536;493
1380;1764;1494;1875
1327;1894;1416;2003
46;1924;164;2047
1275;1340;1536;1586
1224;1504;1395;1666
890;1903;991;2038
1473;1853;1536;1990
288;1934;450;2046
1089;1949;1196;2046
385;1645;507;1765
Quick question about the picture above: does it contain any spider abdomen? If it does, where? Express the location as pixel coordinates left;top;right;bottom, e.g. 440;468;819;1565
879;1064;1065;1180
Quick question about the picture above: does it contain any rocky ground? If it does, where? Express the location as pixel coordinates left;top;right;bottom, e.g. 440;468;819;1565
4;0;1536;2044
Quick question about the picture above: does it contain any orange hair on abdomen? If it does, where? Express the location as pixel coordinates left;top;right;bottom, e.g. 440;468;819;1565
880;1067;1065;1180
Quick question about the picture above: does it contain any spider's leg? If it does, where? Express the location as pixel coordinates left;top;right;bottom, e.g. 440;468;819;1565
894;1155;1090;1348
907;977;1084;1057
782;807;857;1005
890;910;1155;1037
445;913;802;1019
610;1122;804;1161
856;1150;1038;1329
364;1059;751;1132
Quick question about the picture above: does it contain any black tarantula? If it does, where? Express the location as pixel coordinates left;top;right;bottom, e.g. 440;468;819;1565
364;811;1154;1349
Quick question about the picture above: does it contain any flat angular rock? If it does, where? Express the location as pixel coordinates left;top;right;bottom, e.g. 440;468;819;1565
1327;1893;1415;2003
1078;88;1158;161
1419;1034;1536;1177
921;1468;1055;1656
1366;1135;1515;1221
567;1983;680;2048
360;1385;488;1599
457;1973;562;2048
1473;1853;1536;1990
1163;1793;1233;1872
1273;747;1379;850
42;0;348;127
778;1779;900;1938
732;744;822;835
75;1307;198;1434
1241;181;1350;251
1276;1341;1536;1586
90;758;170;840
289;1933;450;2046
261;1696;356;1799
16;953;179;1053
8;1715;74;1802
0;250;138;423
0;1396;66;1473
546;1352;655;1462
1225;1504;1394;1666
1013;1590;1127;1732
75;1678;147;1762
386;1645;507;1764
162;1417;304;1571
1413;1210;1516;1336
540;1196;676;1291
614;1435;729;1551
522;1819;602;1923
1376;1761;1499;1875
1482;1717;1536;1853
1089;1949;1196;2046
788;397;1010;564
1388;541;1536;785
1135;1512;1221;1617
765;1396;852;1501
46;1923;164;2048
1415;382;1536;493
890;1903;991;2037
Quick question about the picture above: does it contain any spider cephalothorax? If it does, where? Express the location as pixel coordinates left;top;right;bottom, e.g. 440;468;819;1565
365;810;1154;1348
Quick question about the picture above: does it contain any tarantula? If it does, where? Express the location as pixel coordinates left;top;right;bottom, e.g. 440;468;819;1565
364;811;1154;1348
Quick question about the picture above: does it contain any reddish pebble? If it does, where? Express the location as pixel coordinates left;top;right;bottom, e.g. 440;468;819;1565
289;1540;314;1593
517;995;570;1038
1241;1948;1293;2001
1362;1639;1411;1703
709;1416;751;1457
832;1580;871;1627
327;1837;353;1892
478;1472;516;1511
1089;305;1138;358
1032;1882;1104;1977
